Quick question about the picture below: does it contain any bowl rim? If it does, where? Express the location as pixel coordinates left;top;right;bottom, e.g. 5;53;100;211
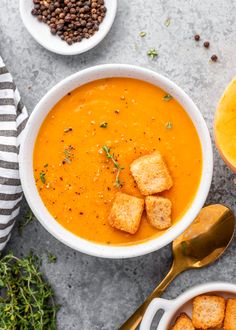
19;64;213;259
19;0;117;55
141;282;236;329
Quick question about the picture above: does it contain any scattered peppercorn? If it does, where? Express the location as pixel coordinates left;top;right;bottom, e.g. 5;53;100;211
194;34;200;41
31;0;107;45
203;41;210;48
211;54;218;62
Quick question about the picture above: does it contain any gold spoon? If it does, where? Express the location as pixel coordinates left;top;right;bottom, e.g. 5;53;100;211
119;204;235;330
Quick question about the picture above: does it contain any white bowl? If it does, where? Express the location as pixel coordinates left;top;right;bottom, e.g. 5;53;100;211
140;282;236;330
19;0;117;55
19;64;213;259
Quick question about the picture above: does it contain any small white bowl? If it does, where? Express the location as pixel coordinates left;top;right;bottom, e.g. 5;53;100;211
140;282;236;330
19;0;117;55
19;64;213;259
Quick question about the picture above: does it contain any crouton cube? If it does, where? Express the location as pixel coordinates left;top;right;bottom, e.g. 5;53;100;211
108;192;144;234
130;151;173;195
224;299;236;330
192;295;225;329
171;313;195;330
145;196;172;230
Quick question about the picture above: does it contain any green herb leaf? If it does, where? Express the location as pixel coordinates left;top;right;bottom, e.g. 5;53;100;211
0;252;58;329
40;172;46;184
18;209;34;235
147;48;158;59
100;122;108;128
44;163;48;168
102;145;124;188
166;121;173;129
163;94;173;101
165;18;171;27
47;253;57;264
139;31;146;37
63;145;74;164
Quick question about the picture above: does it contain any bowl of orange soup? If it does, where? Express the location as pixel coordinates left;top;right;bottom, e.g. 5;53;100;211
19;64;213;258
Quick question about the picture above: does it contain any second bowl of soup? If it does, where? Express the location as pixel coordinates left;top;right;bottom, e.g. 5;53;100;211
19;64;213;258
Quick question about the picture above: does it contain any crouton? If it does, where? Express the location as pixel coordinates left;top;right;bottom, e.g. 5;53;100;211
108;192;144;234
145;196;172;230
192;295;225;329
130;151;173;195
224;299;236;330
171;313;195;330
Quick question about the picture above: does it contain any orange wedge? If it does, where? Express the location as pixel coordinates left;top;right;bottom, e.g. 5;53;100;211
214;78;236;171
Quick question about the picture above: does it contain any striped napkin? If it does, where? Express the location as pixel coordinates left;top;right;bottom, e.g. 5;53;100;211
0;57;28;250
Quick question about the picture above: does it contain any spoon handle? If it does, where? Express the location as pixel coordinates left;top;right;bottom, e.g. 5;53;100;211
119;261;184;330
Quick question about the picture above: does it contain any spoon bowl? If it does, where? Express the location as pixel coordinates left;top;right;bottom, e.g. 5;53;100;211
173;204;235;270
119;204;235;330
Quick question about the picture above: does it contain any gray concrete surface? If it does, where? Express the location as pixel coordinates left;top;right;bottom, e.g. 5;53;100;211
1;0;236;329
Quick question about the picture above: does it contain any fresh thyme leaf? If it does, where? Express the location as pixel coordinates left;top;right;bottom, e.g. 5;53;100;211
139;31;146;37
147;48;158;59
165;18;171;27
166;121;173;129
63;145;74;164
40;171;46;184
163;94;173;101
18;209;34;235
100;122;108;128
102;145;124;188
44;163;48;168
0;252;58;329
47;253;57;264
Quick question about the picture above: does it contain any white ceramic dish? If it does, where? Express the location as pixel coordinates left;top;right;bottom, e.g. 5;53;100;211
19;64;213;259
19;0;117;55
140;282;236;330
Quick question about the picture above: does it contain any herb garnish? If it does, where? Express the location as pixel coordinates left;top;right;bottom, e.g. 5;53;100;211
40;171;46;184
165;18;171;27
163;94;173;101
139;31;146;37
18;209;34;235
102;145;124;188
47;253;57;264
0;252;58;329
100;122;108;128
44;163;48;168
147;48;158;59
166;121;173;129
63;145;74;164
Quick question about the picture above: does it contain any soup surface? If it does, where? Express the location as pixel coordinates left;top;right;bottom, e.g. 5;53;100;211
34;78;202;245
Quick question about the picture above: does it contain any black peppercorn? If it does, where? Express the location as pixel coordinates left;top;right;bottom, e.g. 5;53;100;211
194;34;200;41
31;0;106;45
211;54;218;62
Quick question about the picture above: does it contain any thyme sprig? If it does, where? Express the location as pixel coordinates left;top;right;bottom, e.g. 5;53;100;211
0;252;58;329
18;209;34;235
102;146;124;188
47;253;57;264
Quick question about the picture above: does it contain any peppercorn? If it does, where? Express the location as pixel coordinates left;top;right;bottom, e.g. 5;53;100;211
203;41;210;48
31;0;107;45
194;34;200;41
211;54;218;62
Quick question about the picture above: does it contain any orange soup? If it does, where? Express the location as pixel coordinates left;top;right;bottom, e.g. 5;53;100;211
33;78;202;245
